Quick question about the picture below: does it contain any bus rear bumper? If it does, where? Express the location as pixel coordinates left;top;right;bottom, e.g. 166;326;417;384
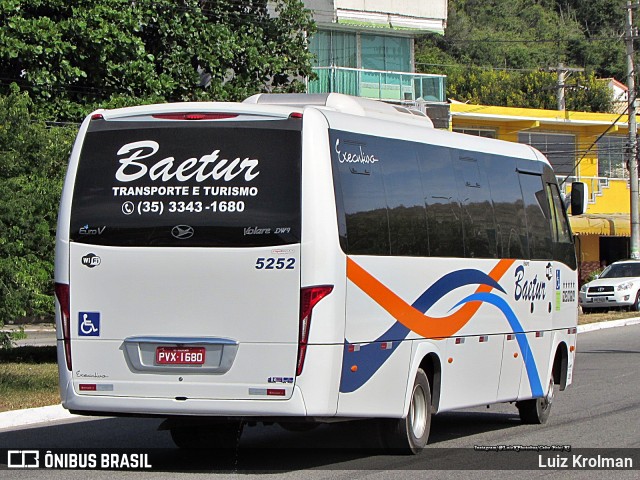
61;381;309;418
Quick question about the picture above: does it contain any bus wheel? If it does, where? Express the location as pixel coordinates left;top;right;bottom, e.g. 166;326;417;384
380;368;431;454
517;374;556;424
170;421;244;449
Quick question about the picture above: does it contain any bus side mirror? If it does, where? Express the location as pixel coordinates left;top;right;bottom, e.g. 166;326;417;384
570;182;588;215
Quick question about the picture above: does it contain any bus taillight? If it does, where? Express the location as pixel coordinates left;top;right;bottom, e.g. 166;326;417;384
297;286;333;376
54;283;72;371
152;113;238;120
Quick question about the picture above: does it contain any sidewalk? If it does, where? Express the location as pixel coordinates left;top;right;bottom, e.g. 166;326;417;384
1;323;56;347
1;317;639;431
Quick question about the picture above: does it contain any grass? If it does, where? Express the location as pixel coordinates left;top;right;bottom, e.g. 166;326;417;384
0;310;638;413
0;363;59;412
0;346;59;412
578;309;640;324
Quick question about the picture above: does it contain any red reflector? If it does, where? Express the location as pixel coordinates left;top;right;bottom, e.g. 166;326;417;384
536;331;544;338
479;336;488;343
79;384;97;391
267;389;286;396
289;112;303;119
507;334;515;341
152;113;238;120
455;337;464;344
91;113;104;120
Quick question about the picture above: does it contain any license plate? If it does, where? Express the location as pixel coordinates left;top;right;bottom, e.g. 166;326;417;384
593;297;606;303
156;346;206;365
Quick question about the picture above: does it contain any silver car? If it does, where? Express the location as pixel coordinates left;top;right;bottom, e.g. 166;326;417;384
579;260;640;312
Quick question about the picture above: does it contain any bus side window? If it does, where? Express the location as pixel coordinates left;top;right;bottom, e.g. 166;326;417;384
546;182;577;269
518;172;554;260
381;142;429;257
546;183;572;244
333;136;390;255
453;153;498;259
485;156;527;259
418;145;465;258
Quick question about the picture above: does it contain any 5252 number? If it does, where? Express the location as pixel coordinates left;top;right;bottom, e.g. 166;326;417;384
255;258;296;270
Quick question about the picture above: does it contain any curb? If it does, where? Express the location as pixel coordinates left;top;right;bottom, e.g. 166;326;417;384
0;404;77;431
576;316;640;333
1;318;639;431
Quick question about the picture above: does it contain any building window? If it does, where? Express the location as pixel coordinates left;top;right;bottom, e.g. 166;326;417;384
361;34;411;72
310;30;357;68
518;132;576;176
453;128;496;139
310;30;411;72
597;135;627;179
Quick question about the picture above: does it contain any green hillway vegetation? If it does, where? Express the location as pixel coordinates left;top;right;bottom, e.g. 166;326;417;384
416;0;624;110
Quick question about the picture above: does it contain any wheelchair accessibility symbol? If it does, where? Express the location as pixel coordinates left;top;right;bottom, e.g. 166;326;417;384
78;312;100;337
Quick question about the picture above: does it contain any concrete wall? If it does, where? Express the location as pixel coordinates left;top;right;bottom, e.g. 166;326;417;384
336;0;447;20
304;0;448;32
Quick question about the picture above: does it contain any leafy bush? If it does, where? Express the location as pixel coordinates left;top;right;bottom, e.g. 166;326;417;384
0;86;76;326
0;0;316;121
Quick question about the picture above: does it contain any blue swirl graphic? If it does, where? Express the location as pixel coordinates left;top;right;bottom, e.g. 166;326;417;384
340;269;509;393
451;293;544;397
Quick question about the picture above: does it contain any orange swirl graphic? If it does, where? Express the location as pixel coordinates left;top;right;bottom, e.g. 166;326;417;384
346;258;516;339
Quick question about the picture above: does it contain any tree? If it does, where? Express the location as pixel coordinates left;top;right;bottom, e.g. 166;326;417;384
416;0;623;112
0;85;75;327
437;66;613;112
0;0;316;120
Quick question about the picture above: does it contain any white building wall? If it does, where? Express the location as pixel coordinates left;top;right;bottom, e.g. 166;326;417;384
337;0;447;21
303;0;448;33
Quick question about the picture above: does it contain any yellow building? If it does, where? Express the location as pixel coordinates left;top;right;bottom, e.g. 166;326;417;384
450;103;632;284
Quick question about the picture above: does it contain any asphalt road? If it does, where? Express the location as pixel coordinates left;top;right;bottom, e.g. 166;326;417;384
1;324;639;479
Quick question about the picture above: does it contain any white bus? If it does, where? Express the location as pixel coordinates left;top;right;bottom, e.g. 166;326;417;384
55;93;582;453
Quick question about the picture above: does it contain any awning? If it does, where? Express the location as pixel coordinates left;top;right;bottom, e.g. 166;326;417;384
570;214;630;237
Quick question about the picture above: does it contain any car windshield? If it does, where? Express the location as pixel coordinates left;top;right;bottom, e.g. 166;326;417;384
600;263;640;279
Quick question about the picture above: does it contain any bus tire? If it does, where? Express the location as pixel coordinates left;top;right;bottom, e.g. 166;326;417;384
517;374;556;424
380;368;431;454
169;421;244;450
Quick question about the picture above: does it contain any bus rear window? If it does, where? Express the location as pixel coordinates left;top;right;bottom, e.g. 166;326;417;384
70;119;301;247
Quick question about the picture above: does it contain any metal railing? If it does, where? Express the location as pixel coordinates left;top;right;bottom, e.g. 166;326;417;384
308;66;446;103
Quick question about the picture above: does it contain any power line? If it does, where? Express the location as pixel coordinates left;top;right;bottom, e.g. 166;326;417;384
440;35;624;44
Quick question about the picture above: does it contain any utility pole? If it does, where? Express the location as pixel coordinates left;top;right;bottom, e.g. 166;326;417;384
557;63;566;111
546;63;584;111
626;0;640;259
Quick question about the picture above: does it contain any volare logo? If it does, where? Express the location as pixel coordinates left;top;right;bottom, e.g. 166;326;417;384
171;225;194;240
